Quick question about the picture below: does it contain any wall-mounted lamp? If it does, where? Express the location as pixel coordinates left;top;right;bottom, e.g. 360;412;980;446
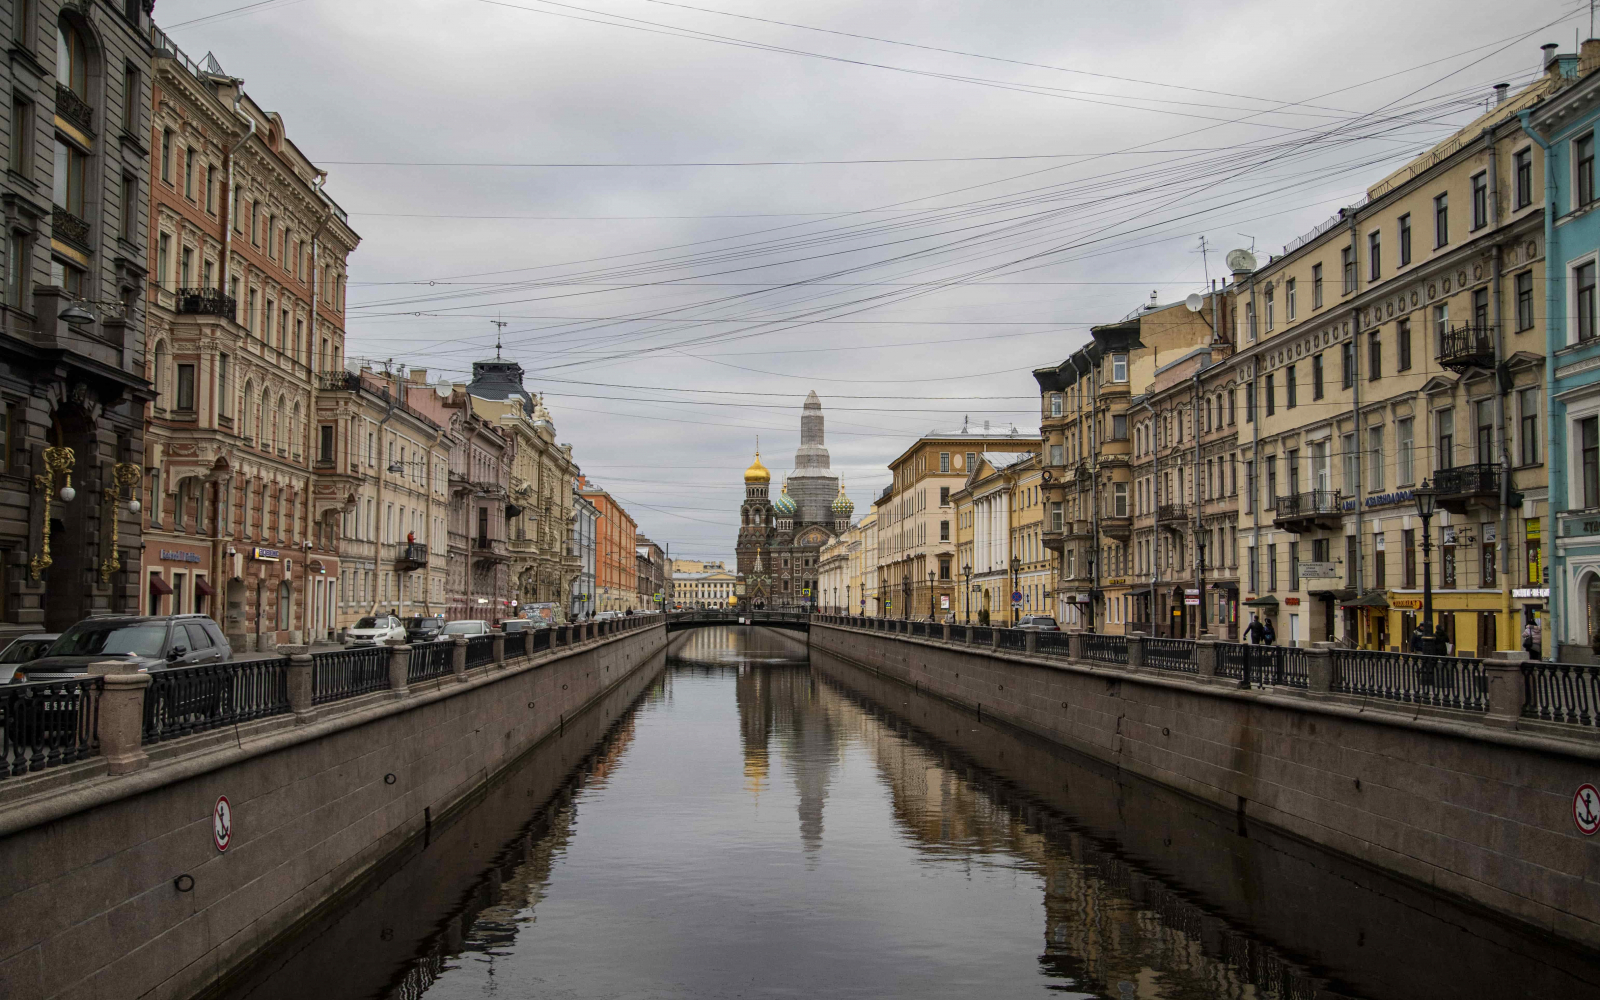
30;446;76;581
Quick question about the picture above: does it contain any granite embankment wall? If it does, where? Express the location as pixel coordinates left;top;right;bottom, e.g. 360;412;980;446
809;623;1600;949
0;623;668;1000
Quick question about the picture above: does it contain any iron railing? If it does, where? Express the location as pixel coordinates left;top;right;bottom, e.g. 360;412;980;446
969;625;995;646
1084;634;1129;665
1036;631;1074;656
175;287;236;316
1332;649;1487;711
1145;638;1197;674
1436;324;1496;369
52;205;91;254
1274;490;1341;522
407;641;453;684
466;635;496;669
1215;643;1308;688
996;628;1029;651
1522;661;1600;727
530;629;552;654
504;631;528;659
1432;462;1500;499
142;659;291;744
2;675;101;777
313;646;391;705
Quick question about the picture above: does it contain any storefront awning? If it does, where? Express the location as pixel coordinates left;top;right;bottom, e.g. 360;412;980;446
1127;587;1152;597
1308;588;1356;600
1242;595;1278;608
1340;591;1390;609
148;575;173;595
195;577;215;596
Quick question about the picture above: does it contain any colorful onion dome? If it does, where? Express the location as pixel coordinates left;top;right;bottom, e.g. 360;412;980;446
831;486;854;518
773;482;798;517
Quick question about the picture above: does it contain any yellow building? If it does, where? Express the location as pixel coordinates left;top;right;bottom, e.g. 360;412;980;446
950;451;1046;626
817;501;876;614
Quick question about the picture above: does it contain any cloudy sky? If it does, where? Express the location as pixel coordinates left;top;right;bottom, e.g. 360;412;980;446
158;0;1581;561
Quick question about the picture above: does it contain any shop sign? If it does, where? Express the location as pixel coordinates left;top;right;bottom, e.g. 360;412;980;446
1298;561;1338;578
1442;527;1457;545
160;549;202;563
1391;597;1423;610
1184;597;1200;606
1184;588;1199;596
940;595;950;609
250;547;281;562
1285;597;1300;606
1512;587;1550;599
1560;515;1600;537
1105;578;1128;586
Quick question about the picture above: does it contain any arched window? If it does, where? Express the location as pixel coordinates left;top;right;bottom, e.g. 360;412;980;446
292;401;302;454
56;21;87;99
258;394;267;447
241;380;254;439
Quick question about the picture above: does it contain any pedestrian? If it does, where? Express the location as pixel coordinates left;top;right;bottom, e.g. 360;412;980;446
1262;617;1276;645
1522;619;1540;658
1245;614;1266;645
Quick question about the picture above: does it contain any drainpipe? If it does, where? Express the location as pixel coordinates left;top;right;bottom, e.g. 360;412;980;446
1487;127;1514;651
1193;365;1204;636
220;92;256;300
1520;109;1558;658
1349;213;1365;646
1143;398;1159;634
1249;279;1262;613
1089;362;1100;629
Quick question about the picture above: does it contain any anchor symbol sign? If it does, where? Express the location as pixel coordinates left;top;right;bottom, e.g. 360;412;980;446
1576;784;1600;837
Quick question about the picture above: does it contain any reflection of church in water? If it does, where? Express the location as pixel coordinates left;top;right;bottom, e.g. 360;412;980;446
737;391;854;609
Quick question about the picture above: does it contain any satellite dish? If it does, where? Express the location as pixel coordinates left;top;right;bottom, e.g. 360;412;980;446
1225;248;1257;273
434;379;452;398
1185;293;1204;313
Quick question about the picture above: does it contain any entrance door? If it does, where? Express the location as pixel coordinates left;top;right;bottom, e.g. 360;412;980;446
1289;613;1300;648
1478;612;1497;654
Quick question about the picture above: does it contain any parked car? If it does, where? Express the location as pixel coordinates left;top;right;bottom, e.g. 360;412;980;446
440;619;492;638
595;610;621;621
404;616;447;643
346;615;407;647
1016;615;1061;632
0;633;60;684
23;615;231;681
499;619;539;634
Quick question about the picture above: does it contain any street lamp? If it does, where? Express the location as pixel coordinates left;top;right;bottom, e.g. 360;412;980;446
928;569;936;620
902;572;910;621
1196;534;1208;637
1010;555;1021;626
880;574;887;618
963;563;972;624
1413;478;1440;655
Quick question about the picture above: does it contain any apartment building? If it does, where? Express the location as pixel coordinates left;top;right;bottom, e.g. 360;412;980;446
580;480;638;613
950;452;1045;626
878;427;1038;620
675;567;737;608
817;503;877;614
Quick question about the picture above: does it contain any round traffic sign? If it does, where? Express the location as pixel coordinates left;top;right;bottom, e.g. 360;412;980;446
1011;591;1023;603
213;795;233;852
1576;784;1600;837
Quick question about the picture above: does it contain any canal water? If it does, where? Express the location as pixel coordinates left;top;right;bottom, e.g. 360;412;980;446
210;628;1600;1000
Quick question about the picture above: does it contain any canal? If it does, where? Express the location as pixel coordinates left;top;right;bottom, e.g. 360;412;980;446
207;628;1600;1000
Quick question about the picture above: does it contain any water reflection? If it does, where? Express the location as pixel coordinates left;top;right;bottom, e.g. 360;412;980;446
207;630;1600;1000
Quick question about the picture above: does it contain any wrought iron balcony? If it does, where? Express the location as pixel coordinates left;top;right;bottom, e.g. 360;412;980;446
1433;463;1501;514
1436;324;1496;372
55;82;93;136
396;542;428;571
175;287;236;317
1273;490;1342;531
317;371;361;391
51;205;90;254
1156;503;1188;524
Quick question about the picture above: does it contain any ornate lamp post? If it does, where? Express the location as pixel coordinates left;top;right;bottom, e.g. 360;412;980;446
901;572;910;621
1413;479;1440;655
880;574;887;618
963;563;972;624
1196;534;1207;637
928;569;936;620
1010;555;1021;626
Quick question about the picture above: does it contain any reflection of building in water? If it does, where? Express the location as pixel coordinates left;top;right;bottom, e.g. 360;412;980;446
807;676;1332;999
735;665;773;799
731;660;843;851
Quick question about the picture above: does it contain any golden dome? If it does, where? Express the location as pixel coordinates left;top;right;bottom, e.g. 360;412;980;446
744;451;771;484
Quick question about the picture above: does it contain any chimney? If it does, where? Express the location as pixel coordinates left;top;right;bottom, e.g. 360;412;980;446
1543;42;1561;75
1583;38;1600;76
410;368;428;385
984;419;991;433
1149;290;1159;308
1493;83;1510;105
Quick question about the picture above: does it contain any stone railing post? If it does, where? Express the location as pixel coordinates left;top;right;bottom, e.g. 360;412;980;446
1483;650;1529;728
89;659;151;775
942;623;951;642
1304;647;1333;693
990;626;1001;650
278;646;317;722
1067;630;1085;660
1127;634;1145;669
492;631;507;666
385;639;411;697
1024;631;1038;655
452;636;469;682
1195;639;1218;678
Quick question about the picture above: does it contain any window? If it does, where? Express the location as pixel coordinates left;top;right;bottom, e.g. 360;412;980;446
1245;381;1255;423
1397;417;1414;485
12;0;29;43
1368;331;1381;380
1285;365;1297;408
1471;171;1488;230
184;147;197;200
160;129;172;183
1373;537;1386;589
1112;354;1128;382
318;428;333;465
1473;287;1489;329
1312;263;1324;308
250;201;260;245
1475;399;1494;465
1288;541;1298;587
52;138;86;215
1268;543;1278;592
1345;536;1359;588
1368;231;1381;280
1519;388;1539;466
1503;270;1529;333
1367;426;1383;491
1227;389;1236;425
156;233;170;289
180;247;192;289
1285;278;1296;320
267;215;277;259
1244;460;1255;513
1341;340;1354;388
176;363;196;411
1265;374;1275;416
1113;482;1128;517
1112;414;1127;439
1266;456;1276;502
1397;318;1412;371
1514;148;1532;209
57;21;86;98
1265;286;1275;331
1245;299;1255;340
1248;545;1259;592
1050;394;1061;417
1579;261;1598;342
1581;133;1597;209
247;288;257;332
939;520;950;542
120;174;137;240
217;353;230;416
1433;303;1449;354
1304;353;1321;400
1341;245;1356;293
1342;432;1358;493
939;452;950;473
1398;213;1412;266
1436;408;1455;471
1403;529;1416;588
1049;443;1063;465
1286;449;1300;494
205;165;217;214
939;486;950;506
1434;191;1449;246
9;98;31;176
1585;418;1600;509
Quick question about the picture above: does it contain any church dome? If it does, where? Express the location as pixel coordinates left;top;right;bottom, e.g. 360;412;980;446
831;486;854;518
744;451;770;484
773;482;797;517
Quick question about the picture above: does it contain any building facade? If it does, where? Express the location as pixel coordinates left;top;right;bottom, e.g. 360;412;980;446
581;480;638;613
444;386;511;622
0;2;156;641
569;487;598;619
674;567;736;608
636;535;666;610
950;451;1045;626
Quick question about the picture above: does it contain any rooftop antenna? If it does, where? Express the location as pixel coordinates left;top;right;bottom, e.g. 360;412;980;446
491;318;508;360
1237;233;1257;255
1195;235;1212;286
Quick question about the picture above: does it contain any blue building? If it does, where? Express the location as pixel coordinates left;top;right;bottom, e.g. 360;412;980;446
1528;42;1600;661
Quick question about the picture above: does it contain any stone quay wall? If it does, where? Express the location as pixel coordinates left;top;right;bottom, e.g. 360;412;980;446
0;622;668;1000
809;622;1600;949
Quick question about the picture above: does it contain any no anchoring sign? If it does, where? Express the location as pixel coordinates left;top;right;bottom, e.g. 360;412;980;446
214;795;233;852
1576;784;1600;837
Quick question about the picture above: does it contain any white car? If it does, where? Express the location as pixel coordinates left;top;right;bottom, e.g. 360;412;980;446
440;619;492;638
0;633;60;683
346;615;406;647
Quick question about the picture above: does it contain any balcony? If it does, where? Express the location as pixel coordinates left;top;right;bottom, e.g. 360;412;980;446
472;537;510;562
396;542;428;571
317;371;361;392
1156;503;1188;525
175;287;236;317
1042;527;1065;552
1433;463;1501;515
1101;515;1132;540
1064;519;1093;540
55;82;93;136
1436;324;1496;373
52;205;91;254
1273;490;1342;532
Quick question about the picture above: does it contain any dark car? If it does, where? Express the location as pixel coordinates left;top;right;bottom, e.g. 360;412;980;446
24;615;231;680
404;616;447;643
1015;615;1061;632
499;619;540;634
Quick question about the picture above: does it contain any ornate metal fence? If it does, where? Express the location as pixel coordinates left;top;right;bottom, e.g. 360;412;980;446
1083;634;1128;665
2;675;102;776
1332;649;1487;711
1215;643;1305;688
143;658;292;743
1522;661;1600;726
504;632;528;659
313;647;391;705
407;641;453;684
466;635;497;669
1035;631;1073;656
995;628;1029;651
1145;638;1197;674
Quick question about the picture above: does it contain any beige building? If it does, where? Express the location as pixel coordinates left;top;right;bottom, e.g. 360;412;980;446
878;428;1039;619
675;568;738;607
672;558;727;574
951;452;1046;626
816;503;877;614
